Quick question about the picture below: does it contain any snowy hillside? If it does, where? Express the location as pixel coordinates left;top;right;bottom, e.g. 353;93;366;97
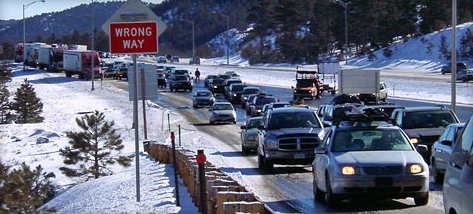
351;22;473;72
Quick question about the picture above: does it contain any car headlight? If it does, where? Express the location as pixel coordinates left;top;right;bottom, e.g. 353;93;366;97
213;85;217;89
257;109;261;113
243;97;248;101
410;138;419;144
341;166;356;175
294;90;298;93
265;138;278;150
408;164;423;174
233;94;237;97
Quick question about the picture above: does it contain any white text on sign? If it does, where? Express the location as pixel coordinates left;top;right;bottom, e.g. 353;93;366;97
109;22;158;54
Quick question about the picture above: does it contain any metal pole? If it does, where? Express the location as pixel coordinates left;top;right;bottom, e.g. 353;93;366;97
91;0;95;91
141;68;148;139
23;5;26;71
226;15;229;65
170;132;180;206
192;21;195;59
451;0;457;113
344;4;348;65
178;125;181;147
132;54;140;202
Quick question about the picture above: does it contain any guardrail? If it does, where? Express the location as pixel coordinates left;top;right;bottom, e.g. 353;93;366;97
144;141;269;214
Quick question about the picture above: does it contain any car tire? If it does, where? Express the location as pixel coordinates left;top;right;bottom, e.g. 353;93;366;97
242;144;247;156
432;160;444;184
258;153;264;169
325;173;339;208
313;171;325;201
414;192;429;206
210;121;215;125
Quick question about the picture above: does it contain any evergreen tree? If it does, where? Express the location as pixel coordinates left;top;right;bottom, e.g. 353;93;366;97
438;35;450;61
0;162;56;214
0;62;12;84
60;110;133;180
0;85;10;124
459;28;473;59
10;79;44;124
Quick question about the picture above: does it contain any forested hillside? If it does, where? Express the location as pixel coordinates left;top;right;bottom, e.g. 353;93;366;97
1;0;473;64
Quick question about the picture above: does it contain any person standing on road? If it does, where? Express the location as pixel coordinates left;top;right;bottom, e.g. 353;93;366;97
195;68;201;83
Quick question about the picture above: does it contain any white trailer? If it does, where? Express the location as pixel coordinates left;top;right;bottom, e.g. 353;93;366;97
337;69;387;103
63;50;102;80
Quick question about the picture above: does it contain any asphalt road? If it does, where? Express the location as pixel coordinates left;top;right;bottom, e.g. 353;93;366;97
107;63;473;213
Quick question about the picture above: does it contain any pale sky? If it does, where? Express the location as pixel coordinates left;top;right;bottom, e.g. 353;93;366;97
0;0;159;20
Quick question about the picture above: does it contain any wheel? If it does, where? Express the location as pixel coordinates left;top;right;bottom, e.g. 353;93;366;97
242;145;247;156
325;174;339;208
170;87;173;92
431;160;444;184
210;121;215;125
313;171;325;201
414;192;429;206
258;153;264;169
65;72;72;78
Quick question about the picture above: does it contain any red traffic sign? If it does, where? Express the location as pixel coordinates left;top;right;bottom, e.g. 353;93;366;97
109;21;158;54
196;153;206;164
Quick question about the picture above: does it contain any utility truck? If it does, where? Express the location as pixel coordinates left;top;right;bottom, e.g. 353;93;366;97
63;50;102;80
337;69;387;104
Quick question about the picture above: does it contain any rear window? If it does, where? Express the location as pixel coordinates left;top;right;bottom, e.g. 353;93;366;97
256;97;276;105
243;88;259;94
403;110;457;129
268;112;321;129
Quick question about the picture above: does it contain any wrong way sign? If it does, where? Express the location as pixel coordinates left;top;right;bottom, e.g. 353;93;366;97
109;22;157;54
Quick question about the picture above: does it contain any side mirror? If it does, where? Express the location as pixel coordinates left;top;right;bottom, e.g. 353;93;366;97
291;86;295;89
240;125;246;129
416;144;428;153
315;147;326;154
440;140;453;146
322;121;331;127
257;125;264;130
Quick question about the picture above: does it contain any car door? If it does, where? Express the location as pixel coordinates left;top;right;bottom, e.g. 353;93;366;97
314;129;332;189
435;126;453;169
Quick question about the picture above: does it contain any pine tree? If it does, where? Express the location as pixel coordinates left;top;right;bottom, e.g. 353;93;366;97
0;162;56;214
60;110;133;180
10;79;44;124
0;85;10;124
438;35;450;61
0;62;12;84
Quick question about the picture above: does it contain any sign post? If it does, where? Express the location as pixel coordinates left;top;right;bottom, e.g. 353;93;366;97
102;0;167;203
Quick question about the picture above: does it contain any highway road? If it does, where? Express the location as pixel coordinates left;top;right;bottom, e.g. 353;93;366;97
110;64;472;213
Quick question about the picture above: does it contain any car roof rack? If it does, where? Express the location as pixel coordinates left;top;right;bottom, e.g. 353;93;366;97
334;108;390;126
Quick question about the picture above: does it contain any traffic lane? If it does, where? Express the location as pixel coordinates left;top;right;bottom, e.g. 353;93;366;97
107;79;445;213
159;83;444;214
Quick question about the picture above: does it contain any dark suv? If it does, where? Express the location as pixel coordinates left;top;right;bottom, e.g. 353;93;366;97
226;83;246;104
168;75;193;92
390;106;460;163
441;62;467;75
257;107;324;172
250;94;276;117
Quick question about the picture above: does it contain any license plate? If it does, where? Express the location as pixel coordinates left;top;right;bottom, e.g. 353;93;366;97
294;154;305;159
375;177;393;186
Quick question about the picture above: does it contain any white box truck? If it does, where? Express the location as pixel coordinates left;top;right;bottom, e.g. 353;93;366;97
37;46;65;72
337;69;388;104
63;50;102;80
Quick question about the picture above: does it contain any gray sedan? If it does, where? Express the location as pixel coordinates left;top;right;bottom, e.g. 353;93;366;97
430;122;465;183
312;124;429;207
240;116;263;155
192;90;215;108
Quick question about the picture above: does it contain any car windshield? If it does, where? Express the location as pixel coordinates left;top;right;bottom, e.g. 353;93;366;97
243;88;259;94
213;104;233;111
175;70;188;75
232;85;246;91
268;112;321;129
247;118;263;129
256;97;276;105
212;79;225;84
296;80;314;87
175;76;189;81
331;129;413;152
403;110;457;129
196;91;211;96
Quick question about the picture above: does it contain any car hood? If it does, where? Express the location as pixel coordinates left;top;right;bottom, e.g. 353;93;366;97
332;151;423;165
403;127;445;138
213;110;234;115
267;127;323;136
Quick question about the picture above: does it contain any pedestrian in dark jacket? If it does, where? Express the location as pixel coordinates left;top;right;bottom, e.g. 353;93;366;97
195;68;201;83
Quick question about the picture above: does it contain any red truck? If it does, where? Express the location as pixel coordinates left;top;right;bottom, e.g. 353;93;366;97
63;50;103;80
